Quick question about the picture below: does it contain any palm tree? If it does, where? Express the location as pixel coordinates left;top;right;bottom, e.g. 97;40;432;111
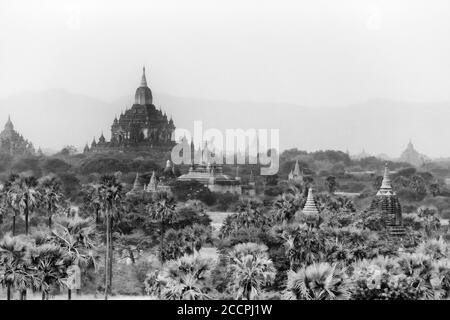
39;175;63;229
284;262;350;300
272;193;299;224
182;224;212;255
147;191;177;264
8;175;41;235
159;254;214;300
2;174;20;235
0;234;36;300
273;223;325;270
82;184;102;226
227;242;275;300
30;243;68;300
98;175;123;300
51;214;99;299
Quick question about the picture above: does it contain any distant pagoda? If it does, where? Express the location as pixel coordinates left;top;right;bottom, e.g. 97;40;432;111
399;140;428;167
288;160;303;184
87;67;176;153
0;116;35;156
369;164;406;238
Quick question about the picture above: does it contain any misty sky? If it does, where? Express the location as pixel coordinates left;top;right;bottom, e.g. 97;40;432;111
1;0;450;155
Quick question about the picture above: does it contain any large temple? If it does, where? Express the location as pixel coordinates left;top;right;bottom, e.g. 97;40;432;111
0;116;35;156
86;67;176;153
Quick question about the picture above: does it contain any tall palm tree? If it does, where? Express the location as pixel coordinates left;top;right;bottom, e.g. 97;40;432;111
0;234;36;300
147;191;177;264
2;174;20;235
98;175;123;300
227;242;275;300
284;262;350;300
39;175;63;229
8;176;41;235
82;184;102;226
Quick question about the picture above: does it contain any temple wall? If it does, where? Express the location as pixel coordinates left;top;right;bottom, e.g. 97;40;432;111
208;184;242;195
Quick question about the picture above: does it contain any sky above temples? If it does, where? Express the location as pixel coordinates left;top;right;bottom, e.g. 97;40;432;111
0;0;450;155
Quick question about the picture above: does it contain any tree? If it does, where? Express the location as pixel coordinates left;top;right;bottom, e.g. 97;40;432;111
325;176;338;194
429;183;440;197
8;175;41;235
98;174;123;300
170;180;216;205
182;224;212;255
0;234;37;300
51;214;99;298
273;223;325;270
272;193;299;225
284;263;349;300
156;254;215;300
2;174;20;235
220;199;272;238
227;243;275;300
147;191;177;264
81;184;102;226
30;243;68;300
302;176;314;196
39;175;63;228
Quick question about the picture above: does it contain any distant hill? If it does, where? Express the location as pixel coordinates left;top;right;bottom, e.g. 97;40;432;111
1;90;450;158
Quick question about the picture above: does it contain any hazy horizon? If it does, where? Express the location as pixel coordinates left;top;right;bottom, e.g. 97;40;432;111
1;0;450;157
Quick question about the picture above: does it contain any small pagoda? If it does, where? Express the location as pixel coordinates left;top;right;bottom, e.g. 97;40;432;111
369;164;406;238
302;188;320;215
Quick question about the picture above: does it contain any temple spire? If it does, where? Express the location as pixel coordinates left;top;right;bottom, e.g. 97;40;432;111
141;66;147;87
377;163;395;196
293;160;301;175
4;115;14;130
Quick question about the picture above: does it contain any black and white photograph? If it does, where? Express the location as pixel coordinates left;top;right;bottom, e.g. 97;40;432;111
1;0;450;307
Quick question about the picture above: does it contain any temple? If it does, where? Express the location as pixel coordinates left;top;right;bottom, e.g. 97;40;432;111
288;160;303;184
176;141;248;194
369;164;406;238
399;140;428;167
0;116;35;156
302;188;320;215
87;67;176;153
126;160;174;197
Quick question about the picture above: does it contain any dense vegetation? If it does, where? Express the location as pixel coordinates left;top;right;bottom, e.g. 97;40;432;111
1;148;450;300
